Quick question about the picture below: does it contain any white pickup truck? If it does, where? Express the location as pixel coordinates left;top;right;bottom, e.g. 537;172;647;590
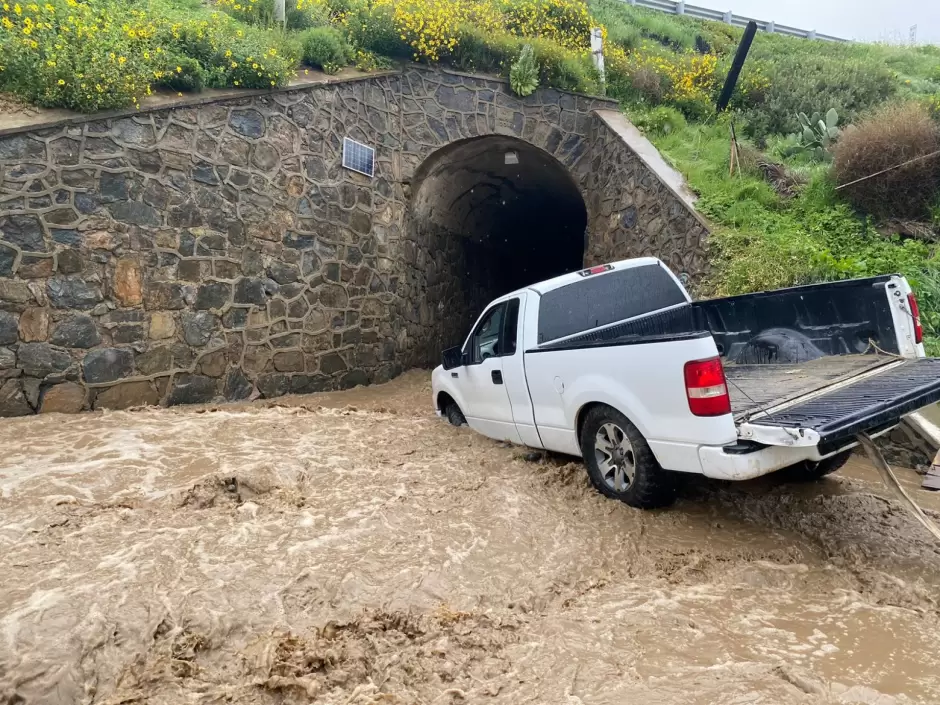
431;258;940;508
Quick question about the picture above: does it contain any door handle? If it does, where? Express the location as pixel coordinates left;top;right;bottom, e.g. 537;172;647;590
492;370;503;385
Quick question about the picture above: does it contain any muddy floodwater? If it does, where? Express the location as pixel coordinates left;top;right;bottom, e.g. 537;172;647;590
2;371;940;705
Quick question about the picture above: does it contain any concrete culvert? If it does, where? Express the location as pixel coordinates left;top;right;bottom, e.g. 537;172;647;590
408;135;587;365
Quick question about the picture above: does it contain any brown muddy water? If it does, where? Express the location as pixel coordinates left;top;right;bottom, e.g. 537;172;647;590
2;371;940;705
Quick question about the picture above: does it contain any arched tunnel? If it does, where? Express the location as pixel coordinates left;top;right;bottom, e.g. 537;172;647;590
408;136;587;364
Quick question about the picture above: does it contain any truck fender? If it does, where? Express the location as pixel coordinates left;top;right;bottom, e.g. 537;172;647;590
568;377;650;441
433;374;467;416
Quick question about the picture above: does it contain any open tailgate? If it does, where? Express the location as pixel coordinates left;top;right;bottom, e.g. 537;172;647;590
745;358;940;451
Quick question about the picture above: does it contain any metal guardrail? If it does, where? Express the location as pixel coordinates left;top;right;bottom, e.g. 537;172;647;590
624;0;847;43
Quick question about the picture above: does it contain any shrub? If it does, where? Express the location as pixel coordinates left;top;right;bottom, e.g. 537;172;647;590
214;0;324;29
832;102;940;220
720;59;770;111
0;0;156;111
288;0;329;29
214;0;276;27
158;54;206;93
301;26;351;73
630;105;687;136
605;42;717;116
452;26;597;94
737;48;897;138
510;44;538;96
606;45;664;104
453;25;521;74
341;0;411;60
353;48;391;72
530;37;598;94
499;0;593;51
165;15;298;90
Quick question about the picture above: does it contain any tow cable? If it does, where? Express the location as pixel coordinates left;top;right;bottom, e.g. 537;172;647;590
856;433;940;542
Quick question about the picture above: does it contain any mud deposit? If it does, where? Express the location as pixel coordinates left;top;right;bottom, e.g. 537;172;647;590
2;371;940;704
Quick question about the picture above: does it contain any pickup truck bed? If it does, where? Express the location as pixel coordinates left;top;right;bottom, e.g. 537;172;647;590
740;357;940;444
726;355;893;419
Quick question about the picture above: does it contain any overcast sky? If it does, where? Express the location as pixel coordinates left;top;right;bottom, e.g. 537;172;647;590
705;0;940;44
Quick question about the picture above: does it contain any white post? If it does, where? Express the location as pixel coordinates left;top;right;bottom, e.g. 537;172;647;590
274;0;285;27
591;27;605;86
808;29;817;40
723;10;732;24
677;0;685;14
767;20;775;33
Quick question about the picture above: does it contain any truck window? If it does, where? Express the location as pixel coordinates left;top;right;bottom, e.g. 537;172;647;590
469;303;505;363
537;264;686;343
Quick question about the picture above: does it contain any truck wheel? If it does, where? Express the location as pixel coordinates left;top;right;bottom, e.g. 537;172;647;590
580;405;677;509
445;403;466;427
783;450;853;482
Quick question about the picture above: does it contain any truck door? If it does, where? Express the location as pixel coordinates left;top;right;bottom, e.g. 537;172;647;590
460;301;524;444
499;295;543;448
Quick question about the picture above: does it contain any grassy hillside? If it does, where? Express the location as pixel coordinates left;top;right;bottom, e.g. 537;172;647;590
2;0;939;349
587;0;940;351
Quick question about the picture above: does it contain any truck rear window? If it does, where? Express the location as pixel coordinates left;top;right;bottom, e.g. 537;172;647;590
537;264;686;343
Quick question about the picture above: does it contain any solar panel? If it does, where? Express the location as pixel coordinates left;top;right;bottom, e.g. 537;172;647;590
342;137;375;177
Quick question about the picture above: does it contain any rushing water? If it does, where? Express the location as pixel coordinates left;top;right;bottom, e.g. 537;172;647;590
1;371;939;704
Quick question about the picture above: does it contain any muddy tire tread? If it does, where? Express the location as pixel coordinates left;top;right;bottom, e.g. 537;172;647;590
580;405;676;509
445;403;466;427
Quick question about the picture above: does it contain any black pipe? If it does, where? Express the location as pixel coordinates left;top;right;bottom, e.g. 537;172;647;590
716;21;757;113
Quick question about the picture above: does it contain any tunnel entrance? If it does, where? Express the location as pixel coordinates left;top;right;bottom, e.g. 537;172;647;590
409;136;588;364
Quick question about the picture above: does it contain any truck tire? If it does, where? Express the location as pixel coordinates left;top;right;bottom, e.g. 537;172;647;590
783;450;853;482
579;405;677;509
445;403;466;427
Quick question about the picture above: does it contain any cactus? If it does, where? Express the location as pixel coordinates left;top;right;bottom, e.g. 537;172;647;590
791;108;841;160
510;44;539;98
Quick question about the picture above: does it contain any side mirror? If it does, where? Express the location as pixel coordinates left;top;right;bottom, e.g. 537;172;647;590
442;346;465;371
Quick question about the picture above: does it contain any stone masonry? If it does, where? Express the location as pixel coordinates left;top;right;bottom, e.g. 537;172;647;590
0;66;708;416
583;111;709;279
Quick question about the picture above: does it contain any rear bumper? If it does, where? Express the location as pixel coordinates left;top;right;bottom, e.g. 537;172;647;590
698;425;895;481
699;443;833;481
650;427;894;482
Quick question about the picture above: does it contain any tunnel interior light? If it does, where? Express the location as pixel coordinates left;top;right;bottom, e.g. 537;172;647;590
504;151;519;165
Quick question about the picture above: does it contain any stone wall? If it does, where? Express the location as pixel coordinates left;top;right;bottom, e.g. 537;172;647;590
583;111;709;283
0;67;708;416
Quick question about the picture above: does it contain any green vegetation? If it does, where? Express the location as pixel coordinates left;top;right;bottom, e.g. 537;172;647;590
2;0;939;348
587;0;940;351
0;0;299;111
510;43;539;97
300;25;352;74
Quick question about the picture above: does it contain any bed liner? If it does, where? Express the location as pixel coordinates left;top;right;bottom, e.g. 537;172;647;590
726;355;895;420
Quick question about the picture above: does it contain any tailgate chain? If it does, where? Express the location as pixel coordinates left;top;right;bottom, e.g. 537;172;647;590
856;433;940;542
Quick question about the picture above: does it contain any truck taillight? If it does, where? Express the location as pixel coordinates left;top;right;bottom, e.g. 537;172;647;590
684;357;731;417
908;293;923;345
